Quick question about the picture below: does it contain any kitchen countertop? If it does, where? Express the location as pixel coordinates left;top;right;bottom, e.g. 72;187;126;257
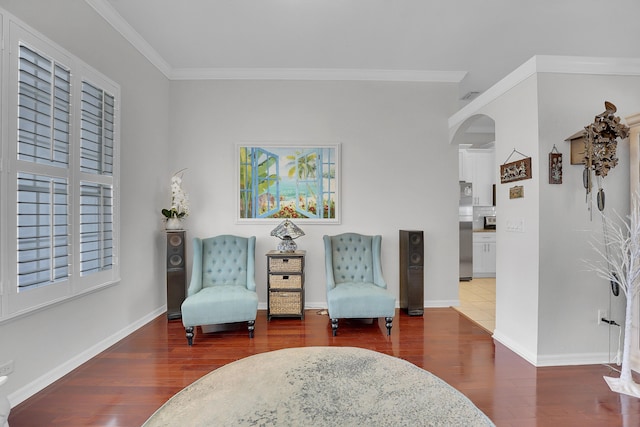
473;229;496;233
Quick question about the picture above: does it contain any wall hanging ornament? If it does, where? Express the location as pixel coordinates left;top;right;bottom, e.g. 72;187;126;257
548;145;562;184
582;101;629;215
500;148;532;184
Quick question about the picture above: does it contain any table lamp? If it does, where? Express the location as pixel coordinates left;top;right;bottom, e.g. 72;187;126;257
270;219;304;252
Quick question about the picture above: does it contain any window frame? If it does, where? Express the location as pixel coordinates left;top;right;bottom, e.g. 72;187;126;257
0;17;121;320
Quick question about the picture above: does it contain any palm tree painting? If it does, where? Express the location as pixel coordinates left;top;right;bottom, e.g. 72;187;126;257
238;145;339;221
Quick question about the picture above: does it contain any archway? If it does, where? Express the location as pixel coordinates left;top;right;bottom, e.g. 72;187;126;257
451;114;497;332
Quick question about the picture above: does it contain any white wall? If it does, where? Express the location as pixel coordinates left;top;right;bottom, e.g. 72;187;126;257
0;1;170;402
535;73;639;364
455;64;640;366
478;76;542;361
168;80;461;308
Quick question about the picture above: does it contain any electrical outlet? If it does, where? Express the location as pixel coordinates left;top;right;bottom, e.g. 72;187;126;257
0;360;13;376
598;309;608;325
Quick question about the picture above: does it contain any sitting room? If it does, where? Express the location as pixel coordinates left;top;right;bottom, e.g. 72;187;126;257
1;1;640;425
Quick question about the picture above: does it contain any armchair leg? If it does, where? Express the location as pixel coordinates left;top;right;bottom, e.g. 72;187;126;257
385;317;393;336
248;320;255;338
185;327;194;346
331;318;338;336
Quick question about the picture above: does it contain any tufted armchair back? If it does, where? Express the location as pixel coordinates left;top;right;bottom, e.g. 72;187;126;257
324;233;386;289
189;235;256;296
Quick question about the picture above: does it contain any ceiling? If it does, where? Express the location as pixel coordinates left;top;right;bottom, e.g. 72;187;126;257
95;0;640;98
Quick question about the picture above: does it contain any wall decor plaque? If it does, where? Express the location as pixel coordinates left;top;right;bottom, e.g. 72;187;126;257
509;185;524;199
500;156;532;184
549;145;562;184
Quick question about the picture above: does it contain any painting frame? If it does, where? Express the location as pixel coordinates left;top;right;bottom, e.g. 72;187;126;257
236;143;341;224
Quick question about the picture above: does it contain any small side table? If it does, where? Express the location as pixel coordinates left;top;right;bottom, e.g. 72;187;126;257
266;250;305;320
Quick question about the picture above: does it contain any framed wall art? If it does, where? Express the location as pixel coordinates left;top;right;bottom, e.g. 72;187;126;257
500;149;532;184
237;143;341;223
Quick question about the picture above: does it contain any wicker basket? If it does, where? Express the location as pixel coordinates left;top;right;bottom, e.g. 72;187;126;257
269;292;302;315
269;274;302;289
269;257;303;272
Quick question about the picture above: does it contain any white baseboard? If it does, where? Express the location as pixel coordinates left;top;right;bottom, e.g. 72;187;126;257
425;300;459;308
492;328;614;367
259;301;458;310
492;329;538;366
8;306;166;407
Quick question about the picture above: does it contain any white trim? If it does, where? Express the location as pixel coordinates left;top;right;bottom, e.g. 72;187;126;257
426;299;459;308
449;55;640;132
535;352;615;367
492;328;615;367
170;67;467;83
492;328;537;366
6;306;166;407
84;0;172;78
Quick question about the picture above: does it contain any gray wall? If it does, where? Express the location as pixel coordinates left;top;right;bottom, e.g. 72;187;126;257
168;79;461;308
0;1;170;402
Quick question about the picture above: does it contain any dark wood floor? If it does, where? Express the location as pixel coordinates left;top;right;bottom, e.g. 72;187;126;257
8;308;640;426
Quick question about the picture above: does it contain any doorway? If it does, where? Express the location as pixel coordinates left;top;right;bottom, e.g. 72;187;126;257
456;278;495;332
452;114;497;333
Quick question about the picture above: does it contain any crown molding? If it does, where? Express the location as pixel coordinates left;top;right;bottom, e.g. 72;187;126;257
85;0;466;83
85;0;172;77
449;55;640;130
169;67;467;82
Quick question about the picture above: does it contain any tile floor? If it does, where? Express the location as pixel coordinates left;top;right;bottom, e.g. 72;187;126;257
454;277;496;332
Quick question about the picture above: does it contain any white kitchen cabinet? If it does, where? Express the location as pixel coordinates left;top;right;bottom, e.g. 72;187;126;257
470;150;495;206
458;149;473;182
473;232;496;277
459;148;495;206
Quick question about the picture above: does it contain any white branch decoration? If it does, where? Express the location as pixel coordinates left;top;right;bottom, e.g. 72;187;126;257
589;193;640;398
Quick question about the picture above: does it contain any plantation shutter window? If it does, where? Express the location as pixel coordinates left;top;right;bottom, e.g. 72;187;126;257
80;182;113;275
3;19;121;319
17;173;70;291
81;81;115;176
16;43;71;293
18;44;71;167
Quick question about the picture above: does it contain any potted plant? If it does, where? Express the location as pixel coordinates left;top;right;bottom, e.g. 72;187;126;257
162;169;189;230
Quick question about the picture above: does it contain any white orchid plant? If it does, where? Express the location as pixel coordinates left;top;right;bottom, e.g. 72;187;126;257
161;169;189;219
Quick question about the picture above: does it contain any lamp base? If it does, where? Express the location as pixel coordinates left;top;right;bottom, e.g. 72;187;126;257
277;238;298;253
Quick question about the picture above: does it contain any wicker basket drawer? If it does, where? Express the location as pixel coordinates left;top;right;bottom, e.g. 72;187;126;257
269;291;302;315
269;256;303;273
269;274;302;289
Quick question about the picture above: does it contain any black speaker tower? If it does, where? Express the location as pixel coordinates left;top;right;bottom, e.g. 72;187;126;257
399;230;424;316
166;231;187;320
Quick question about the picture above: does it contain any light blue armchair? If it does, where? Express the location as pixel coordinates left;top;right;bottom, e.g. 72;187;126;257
181;235;259;345
323;233;396;336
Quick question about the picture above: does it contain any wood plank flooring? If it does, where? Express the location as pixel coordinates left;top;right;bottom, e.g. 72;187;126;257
8;308;640;427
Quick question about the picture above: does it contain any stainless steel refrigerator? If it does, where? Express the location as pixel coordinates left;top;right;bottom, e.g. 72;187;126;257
459;182;473;281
